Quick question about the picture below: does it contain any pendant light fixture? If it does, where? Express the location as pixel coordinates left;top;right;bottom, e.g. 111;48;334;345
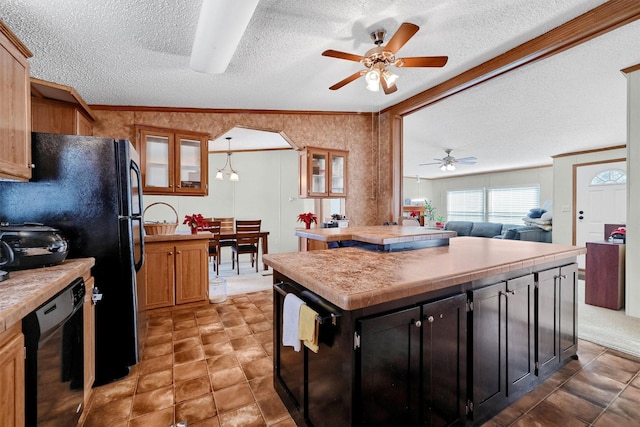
216;137;239;181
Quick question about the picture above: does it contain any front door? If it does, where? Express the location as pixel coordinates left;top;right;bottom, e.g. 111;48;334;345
575;161;626;269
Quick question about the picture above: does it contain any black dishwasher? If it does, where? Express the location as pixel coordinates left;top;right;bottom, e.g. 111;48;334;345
23;277;85;427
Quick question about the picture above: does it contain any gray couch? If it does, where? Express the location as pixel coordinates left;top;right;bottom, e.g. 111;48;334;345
444;221;552;243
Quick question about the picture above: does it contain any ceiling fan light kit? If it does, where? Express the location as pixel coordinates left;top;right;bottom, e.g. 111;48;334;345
421;149;477;173
322;22;448;94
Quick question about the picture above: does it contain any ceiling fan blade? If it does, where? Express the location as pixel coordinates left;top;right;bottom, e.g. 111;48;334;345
322;49;363;62
419;161;441;166
385;22;419;54
381;78;397;95
455;156;477;164
397;56;448;68
329;71;364;90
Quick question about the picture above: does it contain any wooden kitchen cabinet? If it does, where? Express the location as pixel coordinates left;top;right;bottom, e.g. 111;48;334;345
30;78;95;136
585;241;625;310
0;21;32;181
299;146;347;198
83;277;96;410
359;293;467;426
136;125;209;196
0;323;25;427
142;239;209;309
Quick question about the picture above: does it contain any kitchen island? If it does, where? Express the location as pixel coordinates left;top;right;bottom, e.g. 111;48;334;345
263;236;586;426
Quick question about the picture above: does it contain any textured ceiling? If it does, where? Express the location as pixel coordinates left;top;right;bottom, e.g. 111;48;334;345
2;0;637;178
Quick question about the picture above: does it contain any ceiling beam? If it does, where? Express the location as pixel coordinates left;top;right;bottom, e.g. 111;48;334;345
388;0;640;117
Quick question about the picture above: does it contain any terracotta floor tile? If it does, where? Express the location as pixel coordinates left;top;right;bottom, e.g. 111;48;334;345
145;332;173;346
254;330;272;345
137;369;173;394
196;307;219;318
147;323;173;336
174;360;209;383
144;341;173;358
175;393;217;424
175;376;212;403
202;330;229;345
560;369;626;407
203;341;235;358
632;375;640;389
128;406;174;427
210;366;247;390
593;410;640;427
174;326;200;341
214;383;255;413
198;314;222;325
91;377;137;406
190;416;221;427
174;336;202;352
488;404;525;426
230;335;260;351
511;400;588;427
147;314;172;326
220;313;246;328
138;353;173;375
83;397;132;427
256;394;290;425
217;403;265;427
585;352;640;383
130;385;174;418
249;376;276;401
242;357;272;381
606;384;640;420
207;354;240;374
545;388;604;423
226;325;252;339
249;321;272;333
199;322;225;334
174;346;205;365
235;345;268;364
269;418;296;427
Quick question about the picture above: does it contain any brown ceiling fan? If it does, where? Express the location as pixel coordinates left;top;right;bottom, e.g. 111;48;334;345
322;22;448;94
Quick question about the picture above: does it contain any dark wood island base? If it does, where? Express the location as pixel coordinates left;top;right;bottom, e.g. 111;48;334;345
263;237;585;426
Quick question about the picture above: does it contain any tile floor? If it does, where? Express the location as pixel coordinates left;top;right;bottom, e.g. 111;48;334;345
81;290;640;427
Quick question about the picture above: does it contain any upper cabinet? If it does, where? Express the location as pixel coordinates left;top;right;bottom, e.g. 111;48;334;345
136;125;209;196
299;146;347;198
0;20;32;181
30;78;96;136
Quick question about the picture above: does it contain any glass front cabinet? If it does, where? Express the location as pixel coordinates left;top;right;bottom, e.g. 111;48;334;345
136;125;209;196
299;146;347;198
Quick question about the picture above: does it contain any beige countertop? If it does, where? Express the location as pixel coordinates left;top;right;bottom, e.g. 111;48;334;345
295;225;456;244
145;231;213;243
263;237;586;310
0;258;95;333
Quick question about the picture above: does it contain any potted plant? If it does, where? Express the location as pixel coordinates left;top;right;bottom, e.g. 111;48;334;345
424;199;436;226
435;216;446;228
297;212;318;229
183;213;207;234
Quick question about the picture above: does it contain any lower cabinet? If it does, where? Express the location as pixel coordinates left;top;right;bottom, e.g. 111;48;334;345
0;323;25;427
471;274;535;422
142;240;208;309
358;294;467;427
83;277;96;409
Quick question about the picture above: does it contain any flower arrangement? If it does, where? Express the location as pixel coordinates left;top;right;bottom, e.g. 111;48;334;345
297;212;318;229
435;216;446;228
183;213;208;233
409;209;421;218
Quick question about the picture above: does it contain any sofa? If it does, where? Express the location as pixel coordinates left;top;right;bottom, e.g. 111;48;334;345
444;221;552;243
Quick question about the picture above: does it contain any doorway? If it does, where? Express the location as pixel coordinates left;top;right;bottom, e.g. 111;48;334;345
575;160;626;269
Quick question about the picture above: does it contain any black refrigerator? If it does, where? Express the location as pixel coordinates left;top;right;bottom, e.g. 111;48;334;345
0;132;145;385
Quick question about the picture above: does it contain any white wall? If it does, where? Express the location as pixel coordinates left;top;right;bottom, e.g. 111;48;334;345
625;68;640;318
404;166;553;223
143;149;304;256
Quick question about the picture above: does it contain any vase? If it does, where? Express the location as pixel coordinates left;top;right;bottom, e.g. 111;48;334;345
191;227;198;234
305;222;311;229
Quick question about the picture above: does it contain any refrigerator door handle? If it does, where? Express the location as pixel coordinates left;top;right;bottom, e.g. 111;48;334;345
130;159;145;271
133;216;144;272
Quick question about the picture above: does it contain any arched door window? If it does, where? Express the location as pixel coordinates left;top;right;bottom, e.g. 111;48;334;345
590;169;626;185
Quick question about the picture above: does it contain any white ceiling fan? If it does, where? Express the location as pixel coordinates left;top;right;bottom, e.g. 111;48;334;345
419;149;477;172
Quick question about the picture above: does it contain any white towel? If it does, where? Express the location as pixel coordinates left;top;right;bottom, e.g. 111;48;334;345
283;293;305;352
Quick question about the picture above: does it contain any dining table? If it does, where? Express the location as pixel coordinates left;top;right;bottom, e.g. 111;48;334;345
216;230;271;271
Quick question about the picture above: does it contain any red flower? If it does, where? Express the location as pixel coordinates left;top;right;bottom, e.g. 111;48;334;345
297;212;318;225
183;213;208;230
409;209;421;218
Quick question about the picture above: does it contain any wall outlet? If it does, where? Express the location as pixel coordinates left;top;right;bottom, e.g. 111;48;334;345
561;204;570;212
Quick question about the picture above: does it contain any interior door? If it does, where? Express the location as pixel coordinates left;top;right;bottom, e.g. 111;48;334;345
575;161;626;268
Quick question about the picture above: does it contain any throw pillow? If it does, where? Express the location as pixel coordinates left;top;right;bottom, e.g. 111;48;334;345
527;208;546;218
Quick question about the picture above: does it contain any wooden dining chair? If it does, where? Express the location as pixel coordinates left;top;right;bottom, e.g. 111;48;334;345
204;220;221;273
231;219;261;274
214;217;235;263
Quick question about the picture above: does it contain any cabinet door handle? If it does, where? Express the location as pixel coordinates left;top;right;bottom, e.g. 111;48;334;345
554;274;567;280
412;319;422;328
176;251;182;254
168;252;173;255
426;315;434;323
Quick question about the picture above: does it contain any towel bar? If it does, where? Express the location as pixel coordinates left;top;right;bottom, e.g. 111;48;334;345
274;282;342;326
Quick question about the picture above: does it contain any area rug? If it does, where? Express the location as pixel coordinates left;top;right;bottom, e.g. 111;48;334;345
577;280;640;357
208;260;273;297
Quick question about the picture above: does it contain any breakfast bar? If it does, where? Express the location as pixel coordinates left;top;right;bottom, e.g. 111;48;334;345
263;236;586;426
